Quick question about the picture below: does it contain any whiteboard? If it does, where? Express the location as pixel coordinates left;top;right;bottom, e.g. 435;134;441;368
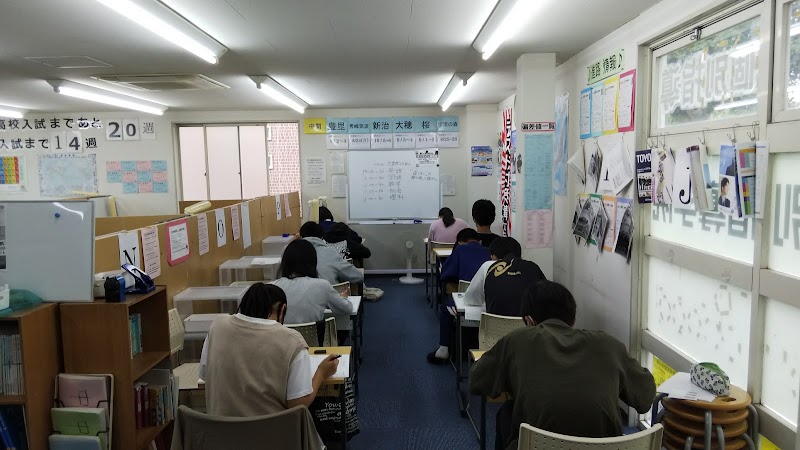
0;200;95;302
347;149;440;220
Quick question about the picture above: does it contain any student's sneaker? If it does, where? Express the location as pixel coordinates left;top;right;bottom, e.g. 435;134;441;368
362;286;384;301
426;351;448;364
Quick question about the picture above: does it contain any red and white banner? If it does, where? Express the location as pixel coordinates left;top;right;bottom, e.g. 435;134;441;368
500;106;513;237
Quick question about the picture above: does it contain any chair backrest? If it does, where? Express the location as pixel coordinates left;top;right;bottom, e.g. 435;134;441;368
172;404;320;450
286;318;337;347
332;282;351;298
285;322;319;347
168;308;185;355
478;312;525;350
517;423;664;450
457;280;471;293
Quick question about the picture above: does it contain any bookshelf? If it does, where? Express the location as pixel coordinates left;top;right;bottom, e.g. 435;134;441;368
0;303;61;450
60;287;172;450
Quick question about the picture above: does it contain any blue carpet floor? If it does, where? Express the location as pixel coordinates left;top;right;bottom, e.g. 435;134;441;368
348;276;497;450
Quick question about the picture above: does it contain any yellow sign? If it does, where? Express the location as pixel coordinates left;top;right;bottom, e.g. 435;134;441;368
653;357;677;387
760;435;780;450
303;118;325;134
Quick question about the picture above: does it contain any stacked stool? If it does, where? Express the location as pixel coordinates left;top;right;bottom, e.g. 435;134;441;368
653;385;759;450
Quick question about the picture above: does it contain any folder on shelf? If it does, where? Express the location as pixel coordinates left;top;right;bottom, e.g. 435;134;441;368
49;434;103;450
51;407;108;450
56;374;111;417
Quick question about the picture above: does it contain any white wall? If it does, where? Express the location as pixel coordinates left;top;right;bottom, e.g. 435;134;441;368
551;0;725;347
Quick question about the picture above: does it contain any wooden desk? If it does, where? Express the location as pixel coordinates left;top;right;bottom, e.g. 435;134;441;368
469;350;510;450
218;256;281;285
325;296;363;389
432;247;452;309
453;293;484;414
309;346;352;449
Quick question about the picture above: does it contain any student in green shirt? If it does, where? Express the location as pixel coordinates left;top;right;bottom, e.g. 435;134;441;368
470;280;655;450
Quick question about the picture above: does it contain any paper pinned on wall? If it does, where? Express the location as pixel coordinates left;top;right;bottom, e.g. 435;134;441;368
579;87;592;139
230;205;241;241
214;208;227;247
441;174;456;196
672;146;694;210
602;76;619;134
241;202;252;249
755;141;769;219
330;151;346;174
603;139;634;195
567;143;586;186
0;156;26;193
601;196;617;253
140;226;161;279
166;219;190;265
617;70;636;132
306;158;326;185
523;133;553;210
283;193;292;218
118;231;140;268
275;195;282;221
331;174;347;198
590;83;604;137
525;210;552;249
197;213;210;256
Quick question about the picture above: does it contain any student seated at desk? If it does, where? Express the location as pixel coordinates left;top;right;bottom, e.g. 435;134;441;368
472;199;500;247
200;283;340;418
440;228;490;284
427;237;530;363
325;222;372;261
428;207;469;243
464;237;546;316
470;281;655;450
299;221;364;285
319;206;364;244
271;239;353;325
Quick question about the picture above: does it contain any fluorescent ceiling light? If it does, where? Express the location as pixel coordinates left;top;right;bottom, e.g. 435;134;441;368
95;0;226;64
48;80;167;115
250;76;308;114
438;73;473;112
473;0;544;60
0;107;24;119
713;98;757;111
728;40;760;58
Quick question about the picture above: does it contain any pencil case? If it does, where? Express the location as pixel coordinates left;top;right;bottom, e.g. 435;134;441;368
690;362;730;397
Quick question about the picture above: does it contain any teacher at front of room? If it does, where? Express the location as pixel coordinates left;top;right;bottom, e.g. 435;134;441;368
428;207;469;244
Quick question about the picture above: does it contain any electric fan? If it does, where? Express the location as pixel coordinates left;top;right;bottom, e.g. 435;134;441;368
398;234;423;285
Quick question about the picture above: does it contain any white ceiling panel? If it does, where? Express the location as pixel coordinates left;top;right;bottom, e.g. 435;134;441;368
0;0;662;113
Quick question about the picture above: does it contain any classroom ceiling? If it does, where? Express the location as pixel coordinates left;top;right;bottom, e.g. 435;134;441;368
0;0;661;113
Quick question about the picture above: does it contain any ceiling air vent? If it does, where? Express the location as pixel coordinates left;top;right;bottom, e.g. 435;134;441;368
92;74;229;91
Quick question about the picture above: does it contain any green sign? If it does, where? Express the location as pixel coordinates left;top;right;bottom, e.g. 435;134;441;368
587;49;625;85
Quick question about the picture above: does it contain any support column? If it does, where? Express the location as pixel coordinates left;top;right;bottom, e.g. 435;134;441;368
513;53;556;279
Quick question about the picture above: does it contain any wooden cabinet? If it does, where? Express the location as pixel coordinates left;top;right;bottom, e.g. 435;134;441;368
60;287;171;450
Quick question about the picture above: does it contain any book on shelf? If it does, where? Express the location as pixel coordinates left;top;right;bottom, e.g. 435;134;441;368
134;370;175;429
129;314;143;358
49;434;102;450
0;331;23;396
0;405;28;450
51;407;107;450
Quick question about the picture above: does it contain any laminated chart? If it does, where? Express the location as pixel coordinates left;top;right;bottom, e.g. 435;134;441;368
0;156;26;193
38;154;98;197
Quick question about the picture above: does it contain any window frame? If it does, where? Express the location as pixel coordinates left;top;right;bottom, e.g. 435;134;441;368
772;0;800;122
650;6;764;135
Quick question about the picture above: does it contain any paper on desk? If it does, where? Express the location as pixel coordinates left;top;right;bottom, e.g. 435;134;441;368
465;305;483;322
252;257;281;266
310;354;350;379
657;372;715;402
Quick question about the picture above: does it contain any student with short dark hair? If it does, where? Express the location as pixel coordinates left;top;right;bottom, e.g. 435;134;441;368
201;282;340;418
428;207;469;243
318;206;364;243
463;237;546;316
472;199;500;247
470;281;656;450
427;237;536;363
440;228;490;283
299;221;364;285
270;239;353;324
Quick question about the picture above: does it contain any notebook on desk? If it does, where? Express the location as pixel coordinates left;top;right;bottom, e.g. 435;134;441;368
309;354;350;379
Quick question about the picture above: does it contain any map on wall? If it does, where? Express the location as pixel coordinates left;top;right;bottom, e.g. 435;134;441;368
38;154;98;197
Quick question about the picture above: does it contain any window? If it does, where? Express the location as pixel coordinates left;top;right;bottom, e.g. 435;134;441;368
788;1;800;110
761;298;800;427
652;11;761;130
768;153;800;278
774;0;800;120
645;257;751;386
177;124;300;201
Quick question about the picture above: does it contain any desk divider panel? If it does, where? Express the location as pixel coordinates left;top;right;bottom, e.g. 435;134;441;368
95;215;188;236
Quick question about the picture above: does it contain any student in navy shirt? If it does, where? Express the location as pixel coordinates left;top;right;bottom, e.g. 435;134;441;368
440;228;490;283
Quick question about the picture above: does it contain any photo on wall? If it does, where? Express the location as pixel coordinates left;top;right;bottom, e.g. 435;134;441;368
573;198;594;244
651;146;675;205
